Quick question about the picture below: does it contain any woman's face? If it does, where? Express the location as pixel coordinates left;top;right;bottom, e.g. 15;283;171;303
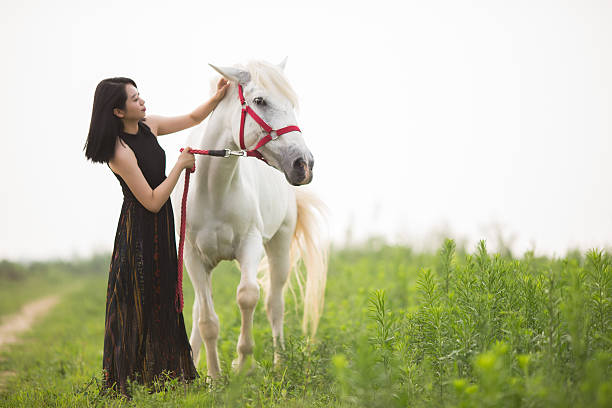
115;84;146;120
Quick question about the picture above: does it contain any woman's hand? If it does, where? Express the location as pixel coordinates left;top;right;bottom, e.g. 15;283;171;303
214;78;230;103
145;79;231;137
178;147;196;170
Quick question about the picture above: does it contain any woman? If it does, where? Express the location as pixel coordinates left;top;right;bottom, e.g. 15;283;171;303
84;76;229;397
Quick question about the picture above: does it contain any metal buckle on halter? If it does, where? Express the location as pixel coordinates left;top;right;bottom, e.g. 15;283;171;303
270;130;278;140
224;148;247;157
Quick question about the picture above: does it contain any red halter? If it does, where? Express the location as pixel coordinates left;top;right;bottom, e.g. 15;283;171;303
237;84;301;162
174;83;301;313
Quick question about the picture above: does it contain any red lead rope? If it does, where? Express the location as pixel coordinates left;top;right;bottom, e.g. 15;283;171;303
174;85;301;313
175;149;213;313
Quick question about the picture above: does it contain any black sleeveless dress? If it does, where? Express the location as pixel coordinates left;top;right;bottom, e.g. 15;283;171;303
102;121;198;395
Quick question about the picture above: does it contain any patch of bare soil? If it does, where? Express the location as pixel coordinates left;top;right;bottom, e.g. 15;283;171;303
0;295;60;391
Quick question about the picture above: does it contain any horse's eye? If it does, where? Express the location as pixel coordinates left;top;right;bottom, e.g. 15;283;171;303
253;97;266;106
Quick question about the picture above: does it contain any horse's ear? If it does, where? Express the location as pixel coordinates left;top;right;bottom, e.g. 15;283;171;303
208;64;251;85
278;57;288;71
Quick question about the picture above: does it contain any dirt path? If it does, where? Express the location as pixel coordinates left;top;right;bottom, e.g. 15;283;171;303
0;295;60;390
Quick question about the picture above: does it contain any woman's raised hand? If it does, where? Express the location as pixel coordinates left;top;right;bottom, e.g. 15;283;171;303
214;78;230;102
178;147;196;171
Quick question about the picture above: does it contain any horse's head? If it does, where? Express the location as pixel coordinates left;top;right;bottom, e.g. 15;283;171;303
210;60;314;186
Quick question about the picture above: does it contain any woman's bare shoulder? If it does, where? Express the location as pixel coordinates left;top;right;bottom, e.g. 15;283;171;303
142;117;159;136
109;137;136;173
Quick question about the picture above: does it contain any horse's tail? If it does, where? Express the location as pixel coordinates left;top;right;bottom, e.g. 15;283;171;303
290;188;329;337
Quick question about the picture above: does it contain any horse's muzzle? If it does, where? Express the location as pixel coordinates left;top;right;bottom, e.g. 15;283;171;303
286;156;314;186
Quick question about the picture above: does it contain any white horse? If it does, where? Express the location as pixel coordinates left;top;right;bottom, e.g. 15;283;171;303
171;59;328;379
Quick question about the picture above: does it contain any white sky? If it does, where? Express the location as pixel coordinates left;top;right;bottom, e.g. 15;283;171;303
1;0;611;261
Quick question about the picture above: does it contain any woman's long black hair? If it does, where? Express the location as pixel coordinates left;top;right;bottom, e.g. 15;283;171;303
84;77;137;163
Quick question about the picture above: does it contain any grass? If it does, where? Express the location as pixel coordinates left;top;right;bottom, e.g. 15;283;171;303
0;256;108;319
0;241;611;407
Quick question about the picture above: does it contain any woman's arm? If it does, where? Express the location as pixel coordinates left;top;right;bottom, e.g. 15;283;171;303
108;140;195;213
144;78;230;136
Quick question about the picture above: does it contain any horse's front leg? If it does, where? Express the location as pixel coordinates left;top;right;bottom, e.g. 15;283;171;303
233;234;264;372
184;244;221;379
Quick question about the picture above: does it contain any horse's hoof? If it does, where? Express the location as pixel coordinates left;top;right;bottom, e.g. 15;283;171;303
202;373;225;389
231;355;258;375
201;365;222;385
205;372;220;383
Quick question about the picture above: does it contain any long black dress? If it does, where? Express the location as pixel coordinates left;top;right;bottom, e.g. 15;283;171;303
102;121;198;395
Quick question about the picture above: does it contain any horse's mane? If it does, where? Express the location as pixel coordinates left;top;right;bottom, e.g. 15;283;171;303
210;60;299;110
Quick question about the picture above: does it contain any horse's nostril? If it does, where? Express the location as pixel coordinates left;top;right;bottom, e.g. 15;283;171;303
293;158;305;170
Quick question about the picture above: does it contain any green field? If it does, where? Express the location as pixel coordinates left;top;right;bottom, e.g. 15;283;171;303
0;241;611;407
